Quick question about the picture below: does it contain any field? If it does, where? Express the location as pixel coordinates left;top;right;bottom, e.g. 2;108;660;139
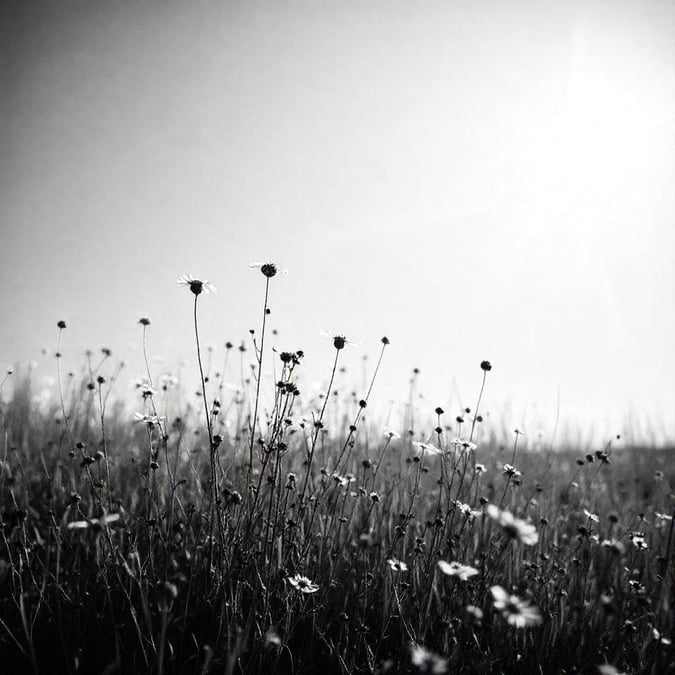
0;272;673;675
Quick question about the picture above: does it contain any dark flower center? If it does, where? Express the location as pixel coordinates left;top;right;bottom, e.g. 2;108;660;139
189;280;203;295
261;263;277;278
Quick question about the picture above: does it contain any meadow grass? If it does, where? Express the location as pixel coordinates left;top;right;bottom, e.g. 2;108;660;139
0;269;673;675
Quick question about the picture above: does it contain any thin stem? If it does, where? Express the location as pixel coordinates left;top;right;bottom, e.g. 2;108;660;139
248;277;270;479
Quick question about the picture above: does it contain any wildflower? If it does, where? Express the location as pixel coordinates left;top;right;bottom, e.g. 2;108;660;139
583;509;600;523
629;533;648;550
451;438;478;452
57;320;67;329
601;539;626;555
370;491;380;503
597;666;626;675
487;504;538;545
138;316;151;326
384;428;401;440
264;627;282;647
133;412;165;427
651;627;672;645
67;513;121;531
475;463;486;474
249;261;287;278
320;330;359;350
387;558;408;573
465;605;483;624
654;470;664;482
287;574;319;594
413;441;443;457
409;643;448;674
177;274;216;295
503;464;522;478
480;360;492;372
655;512;673;524
437;561;479;581
490;585;542;628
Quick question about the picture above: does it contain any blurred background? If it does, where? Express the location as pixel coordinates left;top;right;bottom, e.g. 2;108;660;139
1;0;674;444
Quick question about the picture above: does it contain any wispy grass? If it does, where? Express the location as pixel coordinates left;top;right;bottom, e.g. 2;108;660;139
0;269;672;675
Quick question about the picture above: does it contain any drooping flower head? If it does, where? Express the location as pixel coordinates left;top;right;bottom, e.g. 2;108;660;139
177;274;216;296
490;585;542;628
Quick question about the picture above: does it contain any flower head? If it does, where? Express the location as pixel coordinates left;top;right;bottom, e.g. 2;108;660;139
437;560;479;581
487;504;538;545
250;261;287;278
451;438;478;452
502;463;522;478
383;428;401;440
490;585;541;628
409;643;448;674
138;316;151;326
387;558;408;573
583;509;600;523
177;274;216;295
413;441;444;457
320;330;359;350
287;574;319;594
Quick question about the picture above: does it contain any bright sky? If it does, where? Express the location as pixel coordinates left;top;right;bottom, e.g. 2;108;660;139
2;0;674;444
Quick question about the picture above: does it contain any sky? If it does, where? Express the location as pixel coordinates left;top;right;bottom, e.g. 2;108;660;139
1;0;674;445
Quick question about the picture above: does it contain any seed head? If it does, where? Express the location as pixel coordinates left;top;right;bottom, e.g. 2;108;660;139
57;320;67;329
480;360;492;372
139;317;151;326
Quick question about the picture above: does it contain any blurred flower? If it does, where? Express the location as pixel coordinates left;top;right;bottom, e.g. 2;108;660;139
67;513;120;531
138;317;151;326
177;274;216;295
475;463;487;474
413;441;443;457
584;509;600;523
384;429;401;440
597;666;626;675
487;504;538;545
503;464;522;478
451;438;477;452
601;539;626;555
387;558;408;573
629;533;648;550
287;574;319;594
133;412;165;427
409;643;448;674
490;585;542;628
437;561;479;581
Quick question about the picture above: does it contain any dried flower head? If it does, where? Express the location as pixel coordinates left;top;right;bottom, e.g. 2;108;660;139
138;317;151;326
480;360;492;371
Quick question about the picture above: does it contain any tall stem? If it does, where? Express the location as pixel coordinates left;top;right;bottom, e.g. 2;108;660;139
193;296;215;502
248;277;270;479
